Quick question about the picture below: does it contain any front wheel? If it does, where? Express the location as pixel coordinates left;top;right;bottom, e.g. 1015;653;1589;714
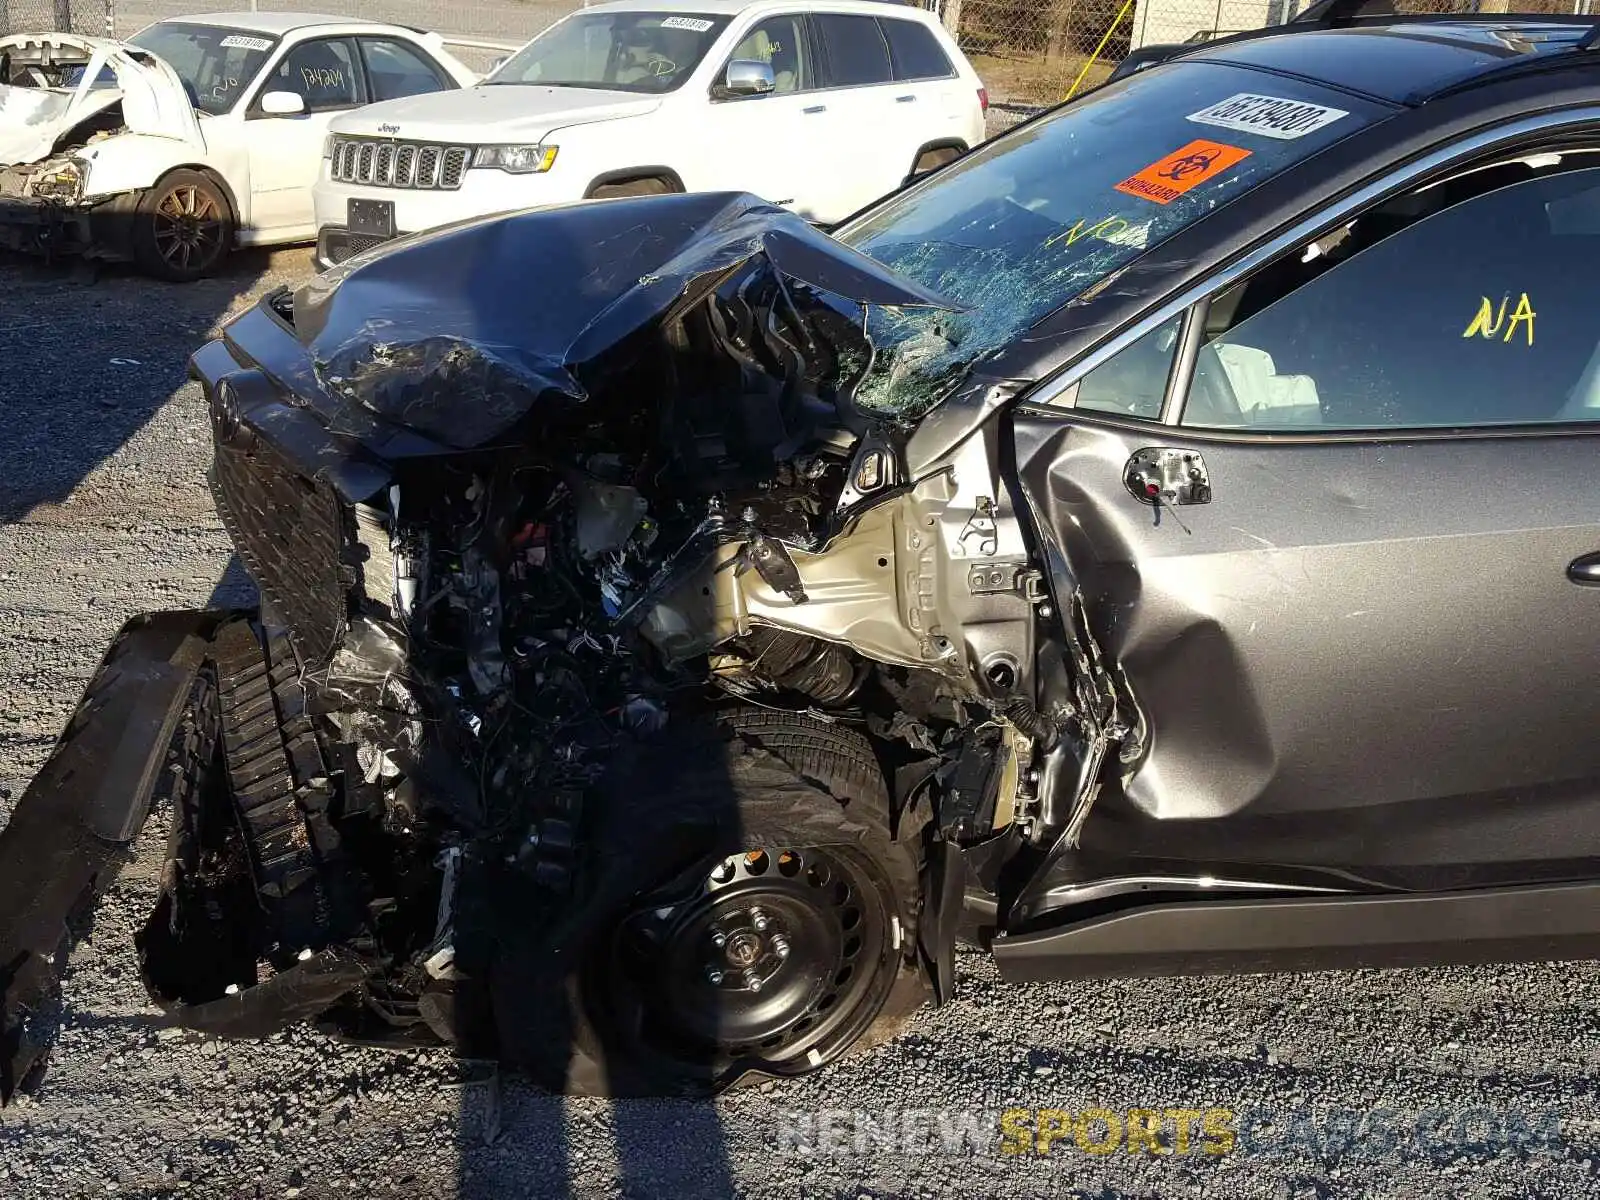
574;709;926;1095
131;169;233;282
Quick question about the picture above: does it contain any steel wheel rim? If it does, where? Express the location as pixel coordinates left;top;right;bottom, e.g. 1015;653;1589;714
153;184;224;272
609;845;891;1071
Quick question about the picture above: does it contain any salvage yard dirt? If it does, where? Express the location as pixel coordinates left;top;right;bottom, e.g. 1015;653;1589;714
4;248;1600;1198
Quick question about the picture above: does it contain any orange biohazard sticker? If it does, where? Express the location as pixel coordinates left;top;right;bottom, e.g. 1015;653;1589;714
1114;139;1252;206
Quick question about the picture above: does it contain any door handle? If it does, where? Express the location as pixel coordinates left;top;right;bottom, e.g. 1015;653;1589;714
895;94;916;103
803;104;826;114
1568;552;1600;586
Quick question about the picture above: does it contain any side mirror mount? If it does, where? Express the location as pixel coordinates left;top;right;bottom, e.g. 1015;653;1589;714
260;90;307;116
490;55;508;73
723;59;775;97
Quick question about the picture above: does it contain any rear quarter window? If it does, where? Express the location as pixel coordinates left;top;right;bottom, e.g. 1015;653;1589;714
880;18;954;81
361;38;451;101
815;13;893;87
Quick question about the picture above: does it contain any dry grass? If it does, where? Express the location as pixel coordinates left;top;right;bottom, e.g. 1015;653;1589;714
968;49;1116;108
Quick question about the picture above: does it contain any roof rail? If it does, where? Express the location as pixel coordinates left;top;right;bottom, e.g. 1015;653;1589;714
1107;0;1600;90
1296;0;1600;28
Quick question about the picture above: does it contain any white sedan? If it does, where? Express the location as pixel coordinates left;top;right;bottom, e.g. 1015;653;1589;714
0;13;480;279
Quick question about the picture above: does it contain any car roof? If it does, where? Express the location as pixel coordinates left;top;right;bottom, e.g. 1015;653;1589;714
1179;18;1599;106
576;0;923;17
163;11;411;34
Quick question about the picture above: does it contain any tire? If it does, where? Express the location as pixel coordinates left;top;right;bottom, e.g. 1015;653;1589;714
588;175;675;200
562;706;928;1096
131;169;233;282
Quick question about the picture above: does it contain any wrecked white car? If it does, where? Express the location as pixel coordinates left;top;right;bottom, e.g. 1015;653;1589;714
0;16;477;280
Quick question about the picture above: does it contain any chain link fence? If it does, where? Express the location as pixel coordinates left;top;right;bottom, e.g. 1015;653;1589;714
6;0;1279;117
4;0;1292;104
945;0;1298;117
947;0;1598;121
0;0;112;36
10;0;1595;125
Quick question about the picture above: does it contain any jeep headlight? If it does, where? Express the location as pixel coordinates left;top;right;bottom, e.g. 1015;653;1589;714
30;156;86;201
471;144;558;174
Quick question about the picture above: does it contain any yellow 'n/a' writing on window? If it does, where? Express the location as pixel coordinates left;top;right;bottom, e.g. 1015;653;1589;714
1463;293;1536;346
1043;215;1130;252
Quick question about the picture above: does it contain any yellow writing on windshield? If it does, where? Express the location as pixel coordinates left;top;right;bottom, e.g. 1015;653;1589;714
1463;293;1536;346
1043;215;1131;252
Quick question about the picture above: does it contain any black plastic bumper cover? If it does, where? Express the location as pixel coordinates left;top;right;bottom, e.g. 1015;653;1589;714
0;610;233;1102
0;192;141;261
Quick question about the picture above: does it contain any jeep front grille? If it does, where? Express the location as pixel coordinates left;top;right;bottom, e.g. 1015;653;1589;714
330;137;470;190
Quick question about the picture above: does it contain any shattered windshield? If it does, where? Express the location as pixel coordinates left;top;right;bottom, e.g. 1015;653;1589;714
128;22;278;115
487;11;731;94
835;62;1393;419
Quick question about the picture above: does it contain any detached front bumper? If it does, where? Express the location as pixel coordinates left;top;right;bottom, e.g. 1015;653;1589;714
0;610;233;1102
0;191;136;261
0;608;377;1103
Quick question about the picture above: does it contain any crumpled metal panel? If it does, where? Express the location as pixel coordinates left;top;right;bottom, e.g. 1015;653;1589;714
290;191;957;451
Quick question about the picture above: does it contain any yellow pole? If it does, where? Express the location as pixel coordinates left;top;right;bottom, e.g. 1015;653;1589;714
1064;0;1137;102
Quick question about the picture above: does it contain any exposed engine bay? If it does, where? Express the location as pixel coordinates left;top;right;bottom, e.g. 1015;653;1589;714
117;193;1092;1091
1;34;128;199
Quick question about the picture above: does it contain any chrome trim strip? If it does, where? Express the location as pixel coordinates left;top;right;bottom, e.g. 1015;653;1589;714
1160;298;1208;425
327;137;471;191
1028;873;1350;911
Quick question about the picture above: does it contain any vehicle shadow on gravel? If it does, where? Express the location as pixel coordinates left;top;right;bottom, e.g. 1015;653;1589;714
473;1087;738;1198
207;554;258;609
0;248;282;524
193;556;743;1197
453;723;753;1198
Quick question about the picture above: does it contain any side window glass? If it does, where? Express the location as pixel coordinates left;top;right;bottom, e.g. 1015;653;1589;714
815;14;891;88
360;38;450;102
268;37;363;112
880;19;954;82
211;44;270;109
1071;315;1182;418
727;16;806;93
1183;163;1600;430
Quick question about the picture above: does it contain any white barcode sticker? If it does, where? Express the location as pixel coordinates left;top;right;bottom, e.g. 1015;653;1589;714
1188;93;1349;140
220;34;274;51
660;16;714;31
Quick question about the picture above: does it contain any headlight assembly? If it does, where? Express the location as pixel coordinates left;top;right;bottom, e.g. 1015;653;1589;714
29;157;86;201
470;144;558;174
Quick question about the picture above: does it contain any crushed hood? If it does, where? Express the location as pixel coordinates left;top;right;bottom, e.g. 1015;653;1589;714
0;32;202;165
330;83;659;144
292;191;958;452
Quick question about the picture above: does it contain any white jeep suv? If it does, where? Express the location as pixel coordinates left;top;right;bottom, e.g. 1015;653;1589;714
311;0;985;267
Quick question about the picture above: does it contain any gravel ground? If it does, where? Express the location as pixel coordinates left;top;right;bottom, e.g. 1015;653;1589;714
6;249;1600;1200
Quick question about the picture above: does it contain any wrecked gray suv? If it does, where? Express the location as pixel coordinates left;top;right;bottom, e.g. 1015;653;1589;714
14;7;1600;1098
